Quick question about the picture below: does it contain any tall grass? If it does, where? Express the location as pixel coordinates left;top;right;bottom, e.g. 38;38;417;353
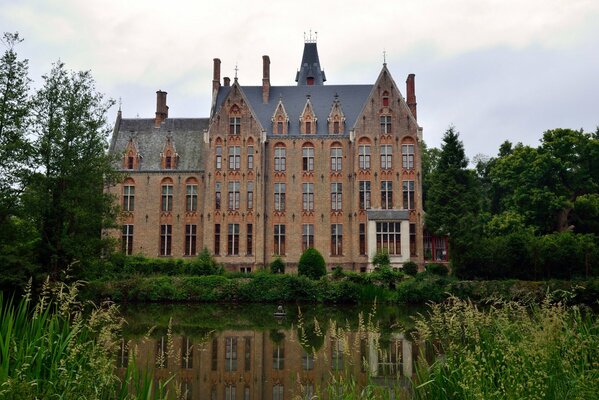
0;278;166;399
412;296;599;400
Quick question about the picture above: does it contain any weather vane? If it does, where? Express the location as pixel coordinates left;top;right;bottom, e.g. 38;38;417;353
234;63;239;80
118;97;122;112
383;50;387;65
304;29;317;43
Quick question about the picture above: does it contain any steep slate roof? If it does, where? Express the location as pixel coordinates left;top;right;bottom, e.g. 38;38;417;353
295;42;326;85
110;118;209;171
214;84;373;137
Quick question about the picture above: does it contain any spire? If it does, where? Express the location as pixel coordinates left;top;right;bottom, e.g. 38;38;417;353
295;31;326;86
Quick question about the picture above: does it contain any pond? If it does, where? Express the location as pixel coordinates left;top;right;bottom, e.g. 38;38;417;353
116;302;426;399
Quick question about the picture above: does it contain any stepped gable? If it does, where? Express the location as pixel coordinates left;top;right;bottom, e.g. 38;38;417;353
110;118;209;171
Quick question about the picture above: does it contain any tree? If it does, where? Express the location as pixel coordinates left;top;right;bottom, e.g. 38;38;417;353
26;62;119;277
421;140;441;210
270;257;285;274
298;248;326;279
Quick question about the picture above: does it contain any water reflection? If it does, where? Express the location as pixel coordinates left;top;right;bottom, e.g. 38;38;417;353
117;304;420;399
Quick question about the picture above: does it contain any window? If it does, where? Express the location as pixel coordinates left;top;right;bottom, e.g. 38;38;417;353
274;224;285;255
274;146;286;172
186;184;198;212
276;121;284;134
302;224;314;251
229;117;241;135
376;222;401;255
225;337;238;371
247;145;254;169
380;115;392;134
402;144;415;169
225;385;236;400
181;337;193;369
122;225;133;255
165;155;172;169
381;181;393;209
127;156;134;170
330;146;342;171
247;181;254;209
333;121;340;134
331;339;344;370
383;92;390;107
185;224;197;256
160;224;172;256
273;344;284;370
359;223;366;255
302;183;314;211
214;224;221;255
402;180;415;210
216;145;222;169
247;224;253;256
228;224;240;255
123;185;134;211
211;339;218;371
229;146;241;170
156;336;168;368
244;337;251;371
359;181;371;210
410;223;417;257
215;182;221;210
228;181;240;210
358;144;371;169
274;183;285;211
161;184;173;212
273;384;284;400
305;121;312;134
435;237;447;261
381;144;392;169
302;146;314;172
331;182;342;210
331;224;343;256
244;387;250;400
302;350;314;370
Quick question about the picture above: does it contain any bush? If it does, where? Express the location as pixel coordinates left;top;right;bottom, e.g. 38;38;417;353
270;257;285;274
332;265;344;280
426;263;449;276
403;261;418;276
298;248;326;280
372;250;390;269
188;248;223;276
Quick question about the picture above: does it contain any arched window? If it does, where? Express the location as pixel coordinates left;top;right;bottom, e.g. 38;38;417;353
160;178;174;212
185;178;198;212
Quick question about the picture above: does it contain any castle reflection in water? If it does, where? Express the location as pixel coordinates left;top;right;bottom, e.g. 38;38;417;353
116;325;416;399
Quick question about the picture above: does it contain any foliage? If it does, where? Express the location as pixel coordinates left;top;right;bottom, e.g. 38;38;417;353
413;297;599;400
332;265;345;280
269;257;285;274
425;263;449;276
188;247;223;275
371;250;390;269
298;247;326;280
402;261;418;276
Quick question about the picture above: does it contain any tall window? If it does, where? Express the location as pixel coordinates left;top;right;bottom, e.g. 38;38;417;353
156;337;168;368
123;185;135;211
273;343;284;370
302;224;314;251
359;223;366;255
244;337;251;371
181;337;193;369
186;184;198;212
247;181;254;209
228;224;240;255
160;224;172;256
276;121;284;134
331;224;343;256
122;225;133;255
402;180;415;210
225;385;236;400
246;224;253;256
165;155;172;169
228;181;240;210
305;121;312;134
274;183;285;211
330;146;342;171
331;339;344;370
273;384;284;400
381;181;393;209
302;350;314;370
161;184;173;212
302;145;314;171
358;144;371;170
127;156;134;170
225;337;238;371
215;145;222;169
302;183;314;211
380;115;392;134
376;222;401;255
214;224;221;255
274;146;286;172
247;145;254;169
211;339;218;371
331;182;342;210
381;144;392;169
333;121;340;134
185;224;197;256
274;224;285;255
410;223;417;257
229;146;241;170
215;182;221;210
229;117;241;135
359;181;371;210
402;144;415;169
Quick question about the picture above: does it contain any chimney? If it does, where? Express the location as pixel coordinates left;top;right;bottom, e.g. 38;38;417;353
212;58;221;93
224;77;231;87
155;90;168;127
262;55;270;104
406;74;417;121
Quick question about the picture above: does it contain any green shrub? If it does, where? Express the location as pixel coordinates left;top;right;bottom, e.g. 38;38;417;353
372;250;390;269
188;248;223;276
426;263;449;276
332;265;344;280
403;261;418;276
270;257;285;274
298;248;326;280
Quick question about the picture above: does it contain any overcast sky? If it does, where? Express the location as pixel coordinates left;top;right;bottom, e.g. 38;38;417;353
2;0;598;159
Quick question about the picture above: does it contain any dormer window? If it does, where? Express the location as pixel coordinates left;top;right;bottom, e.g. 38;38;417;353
333;121;340;134
123;138;140;170
272;100;289;135
160;136;178;169
127;156;134;170
165;156;172;169
327;96;346;135
307;77;315;85
382;91;390;107
300;97;317;135
305;121;312;134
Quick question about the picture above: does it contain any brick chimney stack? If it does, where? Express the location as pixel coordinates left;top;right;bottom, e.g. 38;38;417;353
213;58;221;92
262;55;271;104
224;77;231;87
155;90;168;127
406;74;417;121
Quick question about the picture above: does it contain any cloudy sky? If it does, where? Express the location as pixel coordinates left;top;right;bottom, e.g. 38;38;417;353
2;0;598;159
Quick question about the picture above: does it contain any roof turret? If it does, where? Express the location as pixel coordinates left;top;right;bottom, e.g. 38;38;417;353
295;33;326;86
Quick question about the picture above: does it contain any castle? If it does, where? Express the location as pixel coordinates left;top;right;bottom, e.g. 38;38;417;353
107;39;448;272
